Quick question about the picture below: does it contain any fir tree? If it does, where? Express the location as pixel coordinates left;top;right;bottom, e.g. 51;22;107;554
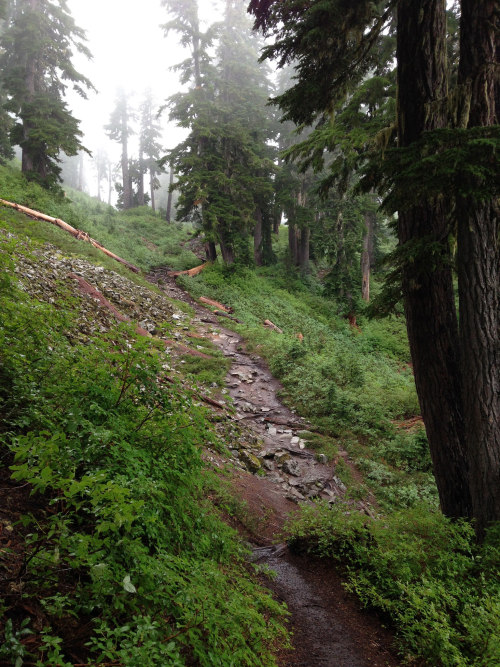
249;0;499;536
455;0;499;538
162;0;220;258
0;0;94;188
0;6;14;162
165;0;276;265
138;89;164;211
92;148;110;202
105;89;135;210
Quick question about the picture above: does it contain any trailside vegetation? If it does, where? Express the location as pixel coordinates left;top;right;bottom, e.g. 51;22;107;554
1;147;499;662
248;0;499;538
0;173;288;665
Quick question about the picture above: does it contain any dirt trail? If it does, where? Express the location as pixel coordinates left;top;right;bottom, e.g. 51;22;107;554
149;268;400;667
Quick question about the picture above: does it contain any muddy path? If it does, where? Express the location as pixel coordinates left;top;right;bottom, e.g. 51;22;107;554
149;267;400;667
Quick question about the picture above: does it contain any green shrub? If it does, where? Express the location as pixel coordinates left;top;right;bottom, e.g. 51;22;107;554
288;503;500;666
0;233;288;665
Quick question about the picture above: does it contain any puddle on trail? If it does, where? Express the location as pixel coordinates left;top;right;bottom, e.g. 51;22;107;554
254;546;400;667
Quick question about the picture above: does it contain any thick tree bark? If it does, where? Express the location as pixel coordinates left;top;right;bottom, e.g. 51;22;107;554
396;0;471;518
205;240;217;261
219;235;235;264
261;209;275;265
254;207;263;265
166;169;174;222
457;0;500;538
297;226;310;272
288;223;298;265
361;208;375;302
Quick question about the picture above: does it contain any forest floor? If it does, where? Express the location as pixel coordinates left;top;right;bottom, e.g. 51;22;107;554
148;267;402;667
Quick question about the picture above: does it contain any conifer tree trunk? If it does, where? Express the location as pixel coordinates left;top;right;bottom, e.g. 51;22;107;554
361;208;375;302
261;210;275;265
122;138;131;210
254;207;263;265
396;0;471;519
457;0;499;537
166;169;174;222
149;167;156;211
20;0;39;175
138;157;145;207
298;226;310;272
219;236;235;264
288;223;298;264
205;241;217;261
108;162;113;205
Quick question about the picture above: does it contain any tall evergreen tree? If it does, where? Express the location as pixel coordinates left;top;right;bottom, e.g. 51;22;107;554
105;89;135;210
0;0;94;188
165;0;276;264
162;0;220;258
138;89;164;211
249;0;499;536
456;0;499;538
92;148;109;202
211;0;276;264
0;5;14;162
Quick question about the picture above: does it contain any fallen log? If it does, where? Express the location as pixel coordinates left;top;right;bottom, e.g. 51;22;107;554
196;394;226;410
68;273;151;336
168;263;209;277
213;310;243;324
264;319;283;334
0;198;141;274
68;274;211;359
199;296;233;313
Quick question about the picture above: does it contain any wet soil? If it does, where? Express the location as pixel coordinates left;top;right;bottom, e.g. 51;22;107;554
149;267;401;667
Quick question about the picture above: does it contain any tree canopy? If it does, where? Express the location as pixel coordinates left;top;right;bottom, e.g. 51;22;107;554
0;0;94;188
249;0;499;538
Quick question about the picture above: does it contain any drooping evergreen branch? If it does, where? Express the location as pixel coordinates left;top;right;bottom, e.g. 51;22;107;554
363;126;500;213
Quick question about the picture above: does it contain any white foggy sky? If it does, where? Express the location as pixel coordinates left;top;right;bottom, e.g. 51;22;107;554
66;0;223;182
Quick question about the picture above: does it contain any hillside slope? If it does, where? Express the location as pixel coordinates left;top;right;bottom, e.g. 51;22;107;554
0;208;289;665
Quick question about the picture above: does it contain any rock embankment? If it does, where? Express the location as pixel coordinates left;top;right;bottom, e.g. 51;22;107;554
10;235;358;510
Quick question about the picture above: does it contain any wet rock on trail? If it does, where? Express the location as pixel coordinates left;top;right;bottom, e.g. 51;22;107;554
148;267;401;667
8;232;399;665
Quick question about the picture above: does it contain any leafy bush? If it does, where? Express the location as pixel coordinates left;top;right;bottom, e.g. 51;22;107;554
0;233;288;665
288;503;500;666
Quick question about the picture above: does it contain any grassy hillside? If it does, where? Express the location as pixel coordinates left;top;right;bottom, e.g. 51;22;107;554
0;168;288;665
0;166;200;273
1;166;499;666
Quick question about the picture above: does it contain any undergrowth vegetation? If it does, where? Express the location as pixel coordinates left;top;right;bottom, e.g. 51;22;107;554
288;503;500;666
2;168;498;666
0;165;199;272
179;262;430;510
0;223;288;664
178;258;499;665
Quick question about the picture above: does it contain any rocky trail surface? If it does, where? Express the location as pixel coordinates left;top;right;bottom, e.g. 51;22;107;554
7;236;400;666
149;267;400;667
